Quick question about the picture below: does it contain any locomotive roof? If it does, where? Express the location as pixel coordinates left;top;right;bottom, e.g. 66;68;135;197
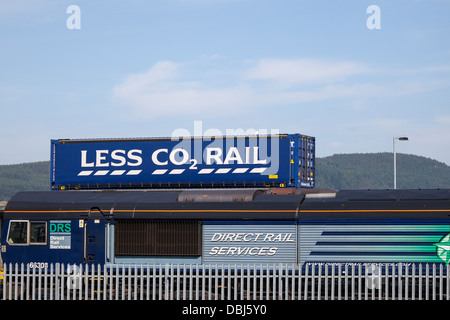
300;189;450;218
4;189;305;220
4;189;450;220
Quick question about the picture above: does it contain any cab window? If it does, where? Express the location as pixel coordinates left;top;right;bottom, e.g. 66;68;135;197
7;220;47;245
30;222;47;244
7;221;28;244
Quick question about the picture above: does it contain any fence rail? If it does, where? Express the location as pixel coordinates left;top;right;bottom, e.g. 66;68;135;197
1;263;449;301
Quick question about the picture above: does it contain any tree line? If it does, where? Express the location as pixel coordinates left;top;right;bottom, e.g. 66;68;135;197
1;153;450;201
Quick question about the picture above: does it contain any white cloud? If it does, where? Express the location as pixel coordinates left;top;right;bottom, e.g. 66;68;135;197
112;58;374;118
111;58;450;123
112;61;253;117
246;58;368;85
113;61;178;96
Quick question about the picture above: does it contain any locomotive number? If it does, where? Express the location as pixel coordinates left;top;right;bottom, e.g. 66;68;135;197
27;262;49;269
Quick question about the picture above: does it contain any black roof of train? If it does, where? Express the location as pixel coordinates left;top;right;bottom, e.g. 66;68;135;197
3;189;450;220
300;189;450;218
3;189;305;220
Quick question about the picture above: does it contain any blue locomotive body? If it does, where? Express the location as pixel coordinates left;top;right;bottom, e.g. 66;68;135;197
1;189;450;269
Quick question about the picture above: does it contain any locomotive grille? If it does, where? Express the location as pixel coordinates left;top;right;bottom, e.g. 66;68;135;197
114;220;202;256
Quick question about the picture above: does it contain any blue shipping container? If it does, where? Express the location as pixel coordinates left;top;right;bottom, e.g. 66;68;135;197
50;133;315;190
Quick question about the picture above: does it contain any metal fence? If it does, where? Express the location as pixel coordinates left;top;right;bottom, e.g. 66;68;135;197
1;263;449;301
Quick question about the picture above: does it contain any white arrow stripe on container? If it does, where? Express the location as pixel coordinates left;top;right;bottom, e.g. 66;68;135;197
232;168;249;173
169;169;185;174
110;170;126;175
127;170;142;175
152;169;168;175
198;168;214;174
250;168;267;173
216;168;231;174
94;170;110;176
78;171;93;176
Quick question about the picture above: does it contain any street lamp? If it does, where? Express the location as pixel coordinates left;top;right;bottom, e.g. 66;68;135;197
393;136;409;189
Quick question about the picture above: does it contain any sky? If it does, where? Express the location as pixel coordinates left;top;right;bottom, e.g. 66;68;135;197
1;0;450;165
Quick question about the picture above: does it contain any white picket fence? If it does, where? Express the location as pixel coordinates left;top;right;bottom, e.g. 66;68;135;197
1;262;449;300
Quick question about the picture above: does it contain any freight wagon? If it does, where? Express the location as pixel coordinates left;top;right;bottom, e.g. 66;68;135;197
50;133;315;190
1;188;450;269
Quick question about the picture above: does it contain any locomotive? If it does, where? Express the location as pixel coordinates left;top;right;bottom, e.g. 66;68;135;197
1;188;449;269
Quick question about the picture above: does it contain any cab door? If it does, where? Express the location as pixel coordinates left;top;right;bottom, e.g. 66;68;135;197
83;209;106;264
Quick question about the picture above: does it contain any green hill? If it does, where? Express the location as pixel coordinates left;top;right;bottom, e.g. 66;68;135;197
0;161;50;200
0;153;449;200
315;153;450;190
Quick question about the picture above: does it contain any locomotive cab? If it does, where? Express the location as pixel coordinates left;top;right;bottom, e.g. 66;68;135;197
1;195;107;267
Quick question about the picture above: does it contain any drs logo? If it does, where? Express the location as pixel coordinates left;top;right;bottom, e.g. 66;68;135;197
50;222;71;233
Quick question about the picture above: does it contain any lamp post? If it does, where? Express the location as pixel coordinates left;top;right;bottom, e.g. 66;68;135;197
393;136;409;189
